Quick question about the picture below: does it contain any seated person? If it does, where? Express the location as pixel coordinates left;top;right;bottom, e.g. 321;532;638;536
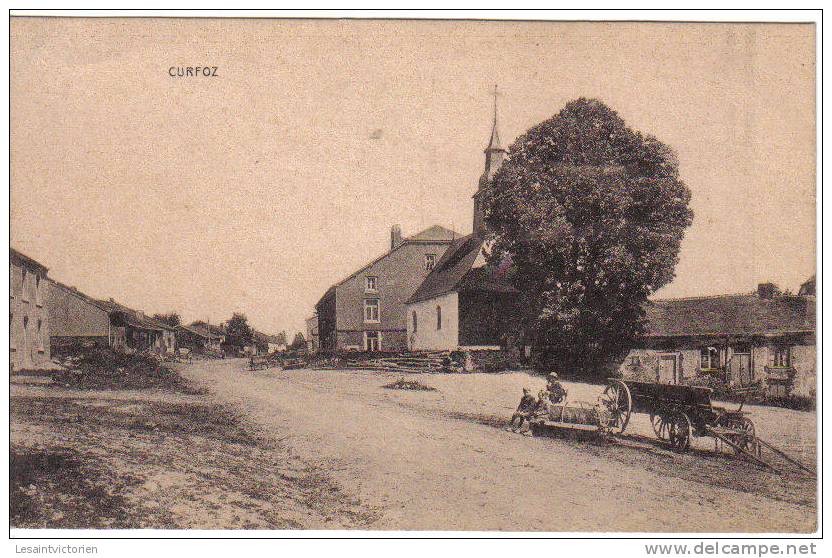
546;372;568;404
509;388;538;431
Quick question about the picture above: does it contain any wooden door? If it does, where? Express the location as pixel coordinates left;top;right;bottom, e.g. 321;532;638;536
729;353;752;385
657;354;678;384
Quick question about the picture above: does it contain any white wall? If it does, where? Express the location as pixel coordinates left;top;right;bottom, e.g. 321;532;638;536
406;292;459;351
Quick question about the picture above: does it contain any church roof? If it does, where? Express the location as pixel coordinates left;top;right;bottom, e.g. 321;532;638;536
486;118;502;151
406;234;516;304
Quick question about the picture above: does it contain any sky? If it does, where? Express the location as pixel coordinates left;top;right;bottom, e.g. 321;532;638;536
10;18;816;336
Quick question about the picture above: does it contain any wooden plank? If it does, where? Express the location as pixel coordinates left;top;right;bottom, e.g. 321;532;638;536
756;438;816;476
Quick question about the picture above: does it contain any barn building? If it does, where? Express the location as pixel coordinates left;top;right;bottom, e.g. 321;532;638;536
618;282;817;397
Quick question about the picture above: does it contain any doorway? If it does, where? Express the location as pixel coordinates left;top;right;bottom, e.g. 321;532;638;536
729;352;753;385
657;354;679;384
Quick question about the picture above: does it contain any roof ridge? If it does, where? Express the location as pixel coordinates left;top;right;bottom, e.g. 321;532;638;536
650;292;755;302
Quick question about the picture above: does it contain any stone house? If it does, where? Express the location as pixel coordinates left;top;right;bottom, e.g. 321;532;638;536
618;283;816;397
10;248;51;370
315;224;459;352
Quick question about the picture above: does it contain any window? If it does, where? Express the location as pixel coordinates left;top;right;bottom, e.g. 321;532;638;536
363;298;380;323
436;305;442;330
700;346;720;369
425;254;436;271
10;313;14;350
412;311;418;333
365;331;380;352
23;316;29;348
36;319;44;351
21;268;28;302
773;346;791;367
365;276;378;292
35;274;42;306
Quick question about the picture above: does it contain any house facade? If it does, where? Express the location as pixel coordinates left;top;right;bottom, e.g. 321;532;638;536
315;224;458;352
10;248;51;370
618;283;816;397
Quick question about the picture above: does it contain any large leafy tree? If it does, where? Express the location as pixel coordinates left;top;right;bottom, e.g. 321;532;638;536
225;312;254;345
483;98;693;376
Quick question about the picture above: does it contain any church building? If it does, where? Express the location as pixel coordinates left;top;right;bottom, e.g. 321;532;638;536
406;88;519;352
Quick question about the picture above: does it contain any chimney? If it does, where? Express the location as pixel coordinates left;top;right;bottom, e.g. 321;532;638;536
391;224;403;250
757;282;779;299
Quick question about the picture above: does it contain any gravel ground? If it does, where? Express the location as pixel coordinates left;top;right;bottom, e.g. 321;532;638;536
10;379;379;529
181;359;817;533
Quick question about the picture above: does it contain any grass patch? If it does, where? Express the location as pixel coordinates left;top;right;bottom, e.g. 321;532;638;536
10;446;148;528
382;377;438;392
51;346;205;394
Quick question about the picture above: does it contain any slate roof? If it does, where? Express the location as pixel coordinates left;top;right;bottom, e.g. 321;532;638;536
406;225;459;242
406;234;517;304
10;247;48;273
644;294;816;338
176;323;212;339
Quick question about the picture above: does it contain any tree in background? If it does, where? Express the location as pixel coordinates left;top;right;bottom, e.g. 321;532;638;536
276;331;288;346
225;312;254;345
483;98;693;377
289;332;306;351
152;312;181;327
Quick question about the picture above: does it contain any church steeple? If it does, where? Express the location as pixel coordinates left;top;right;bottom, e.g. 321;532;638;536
483;84;506;181
474;85;506;235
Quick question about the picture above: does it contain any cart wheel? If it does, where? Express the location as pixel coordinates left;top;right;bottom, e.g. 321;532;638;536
667;412;692;451
651;413;668;440
600;380;632;434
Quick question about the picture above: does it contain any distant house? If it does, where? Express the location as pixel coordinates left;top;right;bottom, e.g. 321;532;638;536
175;323;213;353
188;322;225;353
10;248;51;370
619;282;817;397
96;299;177;356
305;315;319;354
315;224;459;352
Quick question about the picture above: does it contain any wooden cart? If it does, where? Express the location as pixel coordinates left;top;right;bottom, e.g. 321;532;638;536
601;379;813;475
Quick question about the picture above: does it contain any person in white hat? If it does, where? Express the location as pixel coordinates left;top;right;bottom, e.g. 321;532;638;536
546;372;567;404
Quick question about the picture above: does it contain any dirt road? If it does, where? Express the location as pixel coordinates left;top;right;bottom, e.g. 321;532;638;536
182;359;817;532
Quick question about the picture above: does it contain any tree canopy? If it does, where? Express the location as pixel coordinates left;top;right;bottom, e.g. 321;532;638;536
289;332;306;351
152;312;181;327
225;312;254;344
483;98;693;376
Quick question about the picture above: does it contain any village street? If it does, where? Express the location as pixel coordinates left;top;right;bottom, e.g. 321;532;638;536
181;359;817;532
